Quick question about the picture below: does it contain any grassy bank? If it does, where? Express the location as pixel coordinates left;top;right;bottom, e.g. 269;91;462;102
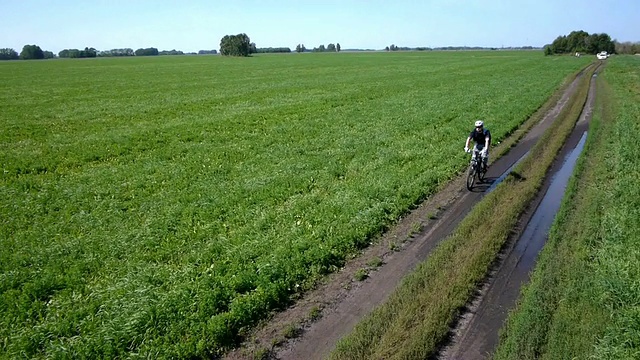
493;57;640;359
329;63;597;359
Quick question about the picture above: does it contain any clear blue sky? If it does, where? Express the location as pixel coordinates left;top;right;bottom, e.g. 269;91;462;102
1;0;638;53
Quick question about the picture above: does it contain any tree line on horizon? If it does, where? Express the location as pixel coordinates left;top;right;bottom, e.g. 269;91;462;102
294;43;341;53
3;31;640;60
0;45;220;60
544;30;616;55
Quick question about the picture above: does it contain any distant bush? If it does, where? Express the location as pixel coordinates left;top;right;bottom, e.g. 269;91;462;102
20;44;44;59
159;49;184;56
254;47;291;53
614;41;640;55
59;48;97;58
0;48;19;60
98;48;135;57
135;47;159;56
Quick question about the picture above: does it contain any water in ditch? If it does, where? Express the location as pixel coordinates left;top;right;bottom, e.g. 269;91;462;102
441;130;589;360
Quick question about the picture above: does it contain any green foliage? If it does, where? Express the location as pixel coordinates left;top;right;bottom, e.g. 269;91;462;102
615;41;640;55
98;48;135;57
367;257;383;268
254;347;271;359
0;52;591;358
547;30;615;55
159;49;184;56
296;44;306;53
59;47;97;58
254;47;291;54
134;47;159;56
0;48;19;60
309;306;322;321
283;324;301;339
309;43;340;52
411;222;422;234
389;241;400;252
198;49;218;55
220;33;251;57
354;269;369;281
19;44;44;59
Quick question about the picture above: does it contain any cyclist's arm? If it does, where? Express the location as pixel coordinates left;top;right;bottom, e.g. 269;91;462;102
465;136;472;149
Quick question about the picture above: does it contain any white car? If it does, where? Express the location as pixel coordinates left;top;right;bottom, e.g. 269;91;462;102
597;51;608;60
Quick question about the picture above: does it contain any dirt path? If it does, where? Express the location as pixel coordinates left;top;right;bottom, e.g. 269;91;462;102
225;66;593;360
437;65;600;360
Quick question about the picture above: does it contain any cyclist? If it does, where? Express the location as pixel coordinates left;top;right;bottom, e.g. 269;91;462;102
464;120;491;170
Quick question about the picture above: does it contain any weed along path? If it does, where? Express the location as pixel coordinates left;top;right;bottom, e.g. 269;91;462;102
226;64;598;360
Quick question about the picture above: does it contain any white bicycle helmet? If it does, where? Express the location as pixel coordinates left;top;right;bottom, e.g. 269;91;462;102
474;120;484;127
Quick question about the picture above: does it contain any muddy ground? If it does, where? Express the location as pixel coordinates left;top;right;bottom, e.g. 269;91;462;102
225;64;598;360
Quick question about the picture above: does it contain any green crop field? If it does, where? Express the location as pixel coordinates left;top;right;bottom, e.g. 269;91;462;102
0;51;590;358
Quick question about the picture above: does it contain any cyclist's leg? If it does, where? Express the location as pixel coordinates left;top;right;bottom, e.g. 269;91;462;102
474;144;484;163
474;144;484;157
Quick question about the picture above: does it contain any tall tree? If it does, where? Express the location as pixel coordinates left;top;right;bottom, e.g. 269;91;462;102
219;33;251;57
0;48;19;60
336;43;341;52
20;44;44;60
327;43;336;52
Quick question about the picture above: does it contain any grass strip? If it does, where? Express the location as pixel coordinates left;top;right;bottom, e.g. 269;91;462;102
329;63;597;360
493;56;640;359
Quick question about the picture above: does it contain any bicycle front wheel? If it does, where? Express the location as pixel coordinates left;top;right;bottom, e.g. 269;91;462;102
478;164;486;182
466;166;476;190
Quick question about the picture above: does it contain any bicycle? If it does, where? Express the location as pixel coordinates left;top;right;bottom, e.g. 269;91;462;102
466;148;487;190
